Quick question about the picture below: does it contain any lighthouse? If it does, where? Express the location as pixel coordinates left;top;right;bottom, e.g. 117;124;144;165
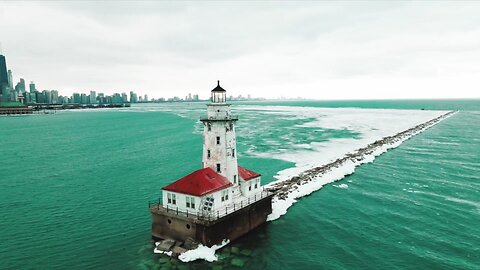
150;81;274;248
201;81;239;188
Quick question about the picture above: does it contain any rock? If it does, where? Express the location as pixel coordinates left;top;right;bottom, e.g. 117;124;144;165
177;265;188;270
157;239;176;252
158;257;170;264
172;246;188;256
240;249;252;256
230;258;245;267
183;237;199;250
231;247;240;255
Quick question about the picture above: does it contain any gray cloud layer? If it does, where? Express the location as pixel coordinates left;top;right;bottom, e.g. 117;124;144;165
1;1;479;99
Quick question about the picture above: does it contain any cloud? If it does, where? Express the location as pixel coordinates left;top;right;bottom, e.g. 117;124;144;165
0;1;479;99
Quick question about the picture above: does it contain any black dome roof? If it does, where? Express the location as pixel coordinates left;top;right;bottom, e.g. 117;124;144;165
211;80;226;92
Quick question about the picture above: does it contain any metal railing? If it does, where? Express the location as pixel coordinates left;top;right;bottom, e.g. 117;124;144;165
199;115;239;121
149;190;273;222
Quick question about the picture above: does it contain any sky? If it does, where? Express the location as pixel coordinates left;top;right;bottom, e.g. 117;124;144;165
1;1;479;100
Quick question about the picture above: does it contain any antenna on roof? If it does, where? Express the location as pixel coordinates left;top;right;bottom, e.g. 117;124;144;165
217;80;220;86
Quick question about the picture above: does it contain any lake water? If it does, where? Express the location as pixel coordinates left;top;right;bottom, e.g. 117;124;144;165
0;99;478;269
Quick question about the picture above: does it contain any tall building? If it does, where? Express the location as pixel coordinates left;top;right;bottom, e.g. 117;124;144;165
42;90;52;104
29;81;35;93
130;91;137;103
0;55;9;100
144;94;148;102
51;90;59;104
73;93;81;104
14;79;25;93
80;93;87;104
7;70;13;89
89;91;96;104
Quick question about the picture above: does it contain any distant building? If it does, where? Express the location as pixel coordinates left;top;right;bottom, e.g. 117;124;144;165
51;90;59;104
73;93;81;104
14;79;25;93
89;91;96;104
130;91;138;103
80;93;87;104
29;81;35;93
0;55;9;101
42;90;52;104
144;94;148;102
7;70;13;89
122;92;128;103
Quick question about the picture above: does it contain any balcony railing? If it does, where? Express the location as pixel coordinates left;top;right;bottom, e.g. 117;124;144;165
149;190;273;222
200;115;239;121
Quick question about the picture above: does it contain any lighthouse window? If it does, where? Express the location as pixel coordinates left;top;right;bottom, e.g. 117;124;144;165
207;123;211;131
255;183;258;189
232;148;235;157
221;190;229;201
233;175;237;184
216;163;221;173
186;197;195;209
207;150;211;158
167;193;176;205
216;136;220;145
249;185;252;191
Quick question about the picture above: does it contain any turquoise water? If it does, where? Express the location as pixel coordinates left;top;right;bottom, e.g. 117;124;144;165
0;100;478;269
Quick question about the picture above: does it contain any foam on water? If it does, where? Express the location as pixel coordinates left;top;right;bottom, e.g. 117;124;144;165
177;239;230;262
266;111;453;221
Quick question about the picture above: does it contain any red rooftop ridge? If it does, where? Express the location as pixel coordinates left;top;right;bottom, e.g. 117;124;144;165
238;166;261;181
162;167;232;196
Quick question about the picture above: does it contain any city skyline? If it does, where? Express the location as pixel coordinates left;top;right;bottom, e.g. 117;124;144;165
1;2;480;100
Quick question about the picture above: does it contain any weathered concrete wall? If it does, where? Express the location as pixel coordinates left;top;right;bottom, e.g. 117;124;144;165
151;195;273;246
197;195;273;246
151;211;198;242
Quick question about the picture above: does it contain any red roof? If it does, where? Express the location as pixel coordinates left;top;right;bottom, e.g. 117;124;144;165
162;167;232;196
238;166;261;181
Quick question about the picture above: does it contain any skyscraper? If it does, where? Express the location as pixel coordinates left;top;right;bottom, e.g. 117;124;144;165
130;91;137;103
89;91;96;104
7;70;13;89
0;55;9;100
29;81;35;93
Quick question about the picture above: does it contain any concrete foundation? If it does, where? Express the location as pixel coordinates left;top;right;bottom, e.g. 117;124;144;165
151;194;274;246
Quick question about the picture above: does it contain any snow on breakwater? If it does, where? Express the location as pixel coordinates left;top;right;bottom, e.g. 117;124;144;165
266;111;456;221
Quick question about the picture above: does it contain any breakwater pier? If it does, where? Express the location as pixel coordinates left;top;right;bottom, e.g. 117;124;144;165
268;111;457;200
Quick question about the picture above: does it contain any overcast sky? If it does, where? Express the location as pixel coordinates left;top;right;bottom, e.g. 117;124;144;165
1;1;479;100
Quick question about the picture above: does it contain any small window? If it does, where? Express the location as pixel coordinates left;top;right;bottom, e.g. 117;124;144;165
233;175;237;184
207;150;211;158
172;194;176;205
216;136;220;145
249;185;252;191
255;184;258;189
216;163;221;173
167;193;171;204
186;197;195;209
207;123;211;131
232;148;235;157
221;190;229;202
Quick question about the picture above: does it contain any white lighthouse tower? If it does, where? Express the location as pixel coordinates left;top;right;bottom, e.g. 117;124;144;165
153;81;273;247
201;81;239;188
